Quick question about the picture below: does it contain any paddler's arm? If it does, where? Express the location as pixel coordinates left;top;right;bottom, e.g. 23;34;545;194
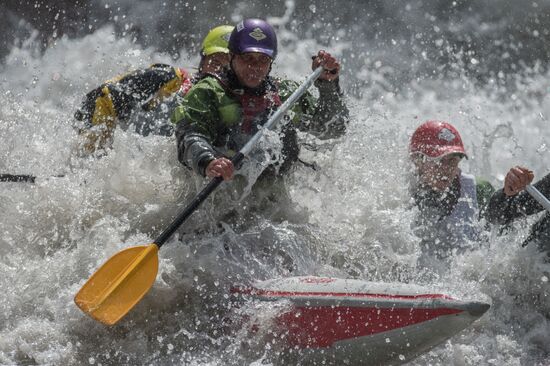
279;51;349;139
172;78;223;177
109;64;185;117
485;166;540;225
308;50;349;138
74;84;118;154
138;64;188;111
75;64;184;153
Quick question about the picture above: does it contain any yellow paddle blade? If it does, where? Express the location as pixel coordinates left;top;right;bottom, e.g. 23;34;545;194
74;244;159;325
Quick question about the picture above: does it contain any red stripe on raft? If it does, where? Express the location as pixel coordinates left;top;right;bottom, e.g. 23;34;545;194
231;286;454;301
275;306;463;348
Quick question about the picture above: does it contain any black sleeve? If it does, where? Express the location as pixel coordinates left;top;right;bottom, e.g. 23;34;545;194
75;64;180;127
74;86;104;128
175;121;217;176
296;78;349;139
278;122;300;174
486;173;550;225
108;64;179;120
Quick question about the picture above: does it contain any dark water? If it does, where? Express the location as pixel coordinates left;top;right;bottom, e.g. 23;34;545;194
3;0;550;87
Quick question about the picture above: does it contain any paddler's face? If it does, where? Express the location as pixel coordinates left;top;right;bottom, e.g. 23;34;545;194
232;52;272;88
201;52;230;74
413;153;462;191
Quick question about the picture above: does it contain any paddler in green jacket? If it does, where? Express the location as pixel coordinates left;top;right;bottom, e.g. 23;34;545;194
75;25;234;154
171;18;348;224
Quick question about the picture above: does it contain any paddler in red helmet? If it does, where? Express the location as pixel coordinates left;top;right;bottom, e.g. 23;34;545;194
409;121;496;263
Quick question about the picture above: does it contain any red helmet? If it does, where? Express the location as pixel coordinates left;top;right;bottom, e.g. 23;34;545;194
409;121;467;158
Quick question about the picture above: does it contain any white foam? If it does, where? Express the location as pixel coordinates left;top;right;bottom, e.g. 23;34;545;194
1;17;550;365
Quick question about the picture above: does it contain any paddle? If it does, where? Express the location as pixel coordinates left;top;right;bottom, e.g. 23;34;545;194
0;174;36;183
74;66;324;325
0;173;67;183
525;184;550;211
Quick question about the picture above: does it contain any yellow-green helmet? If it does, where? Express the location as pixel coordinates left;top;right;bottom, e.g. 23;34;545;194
201;25;234;56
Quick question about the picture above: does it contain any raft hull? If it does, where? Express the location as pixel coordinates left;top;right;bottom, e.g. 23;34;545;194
232;276;489;364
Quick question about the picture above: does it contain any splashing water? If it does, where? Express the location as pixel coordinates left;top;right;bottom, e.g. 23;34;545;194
2;4;550;366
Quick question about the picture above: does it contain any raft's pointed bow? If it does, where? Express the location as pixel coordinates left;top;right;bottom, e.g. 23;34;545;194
234;276;490;365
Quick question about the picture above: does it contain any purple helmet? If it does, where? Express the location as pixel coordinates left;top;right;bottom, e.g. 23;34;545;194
229;19;277;59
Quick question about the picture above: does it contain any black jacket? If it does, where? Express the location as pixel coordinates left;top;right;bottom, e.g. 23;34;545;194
486;173;550;250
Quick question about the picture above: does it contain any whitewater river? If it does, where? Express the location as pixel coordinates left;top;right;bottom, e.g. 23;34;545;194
2;3;550;365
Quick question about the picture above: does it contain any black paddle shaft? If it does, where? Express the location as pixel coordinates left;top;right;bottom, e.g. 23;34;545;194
0;174;66;183
152;67;323;248
153;152;245;247
0;174;36;183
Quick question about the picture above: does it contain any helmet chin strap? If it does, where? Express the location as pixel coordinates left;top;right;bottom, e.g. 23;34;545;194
198;53;205;73
229;52;235;72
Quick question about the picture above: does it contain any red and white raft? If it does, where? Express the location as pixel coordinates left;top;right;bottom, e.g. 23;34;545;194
232;276;490;365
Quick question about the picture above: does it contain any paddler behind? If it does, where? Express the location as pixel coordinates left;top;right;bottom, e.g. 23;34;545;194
75;25;234;154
